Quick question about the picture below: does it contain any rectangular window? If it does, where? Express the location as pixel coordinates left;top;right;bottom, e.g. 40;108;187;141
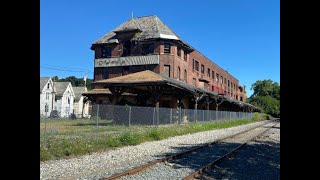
212;71;215;79
192;59;195;70
224;78;226;84
142;43;154;55
217;73;219;82
164;65;170;77
195;61;199;71
207;68;210;77
228;80;230;87
184;52;187;61
220;76;223;84
102;46;112;58
177;47;181;57
201;64;204;74
122;66;129;76
164;44;171;53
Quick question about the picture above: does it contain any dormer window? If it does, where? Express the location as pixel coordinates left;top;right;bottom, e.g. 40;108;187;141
142;43;154;55
102;46;112;58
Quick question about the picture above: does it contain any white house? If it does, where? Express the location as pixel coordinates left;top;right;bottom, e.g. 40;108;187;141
73;86;90;118
54;82;75;118
40;77;55;117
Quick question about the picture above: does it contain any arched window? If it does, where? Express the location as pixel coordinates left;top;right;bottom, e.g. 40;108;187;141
47;83;49;89
177;67;181;80
184;69;187;82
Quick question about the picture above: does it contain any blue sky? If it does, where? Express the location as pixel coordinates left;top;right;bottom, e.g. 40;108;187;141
40;0;279;97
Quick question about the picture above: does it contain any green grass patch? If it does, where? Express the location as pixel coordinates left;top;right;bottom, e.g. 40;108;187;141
40;116;266;161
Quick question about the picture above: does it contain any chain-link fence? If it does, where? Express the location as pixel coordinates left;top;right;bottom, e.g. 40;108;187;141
40;104;259;146
88;104;255;125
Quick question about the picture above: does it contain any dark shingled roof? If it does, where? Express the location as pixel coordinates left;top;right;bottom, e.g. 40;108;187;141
54;82;71;96
40;77;51;92
91;15;193;50
73;86;87;101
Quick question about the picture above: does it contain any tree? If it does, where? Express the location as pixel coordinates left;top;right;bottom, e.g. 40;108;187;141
53;75;93;90
249;79;280;117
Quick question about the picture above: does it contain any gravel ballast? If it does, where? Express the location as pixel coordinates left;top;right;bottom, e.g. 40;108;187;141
40;120;268;180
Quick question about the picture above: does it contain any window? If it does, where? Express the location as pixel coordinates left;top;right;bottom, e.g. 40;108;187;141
184;52;187;61
192;78;196;86
164;65;170;77
122;41;131;56
68;98;70;104
240;96;243;101
220;76;223;83
201;64;204;74
216;73;219;81
142;43;154;55
177;66;181;80
102;46;112;58
45;104;49;112
228;80;230;87
122;66;129;75
177;47;181;57
164;44;171;53
184;69;187;82
212;71;215;79
102;68;109;79
207;68;210;77
192;59;195;70
195;61;199;71
224;78;226;84
47;83;50;89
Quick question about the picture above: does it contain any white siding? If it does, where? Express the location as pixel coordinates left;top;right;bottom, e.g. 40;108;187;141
40;79;54;117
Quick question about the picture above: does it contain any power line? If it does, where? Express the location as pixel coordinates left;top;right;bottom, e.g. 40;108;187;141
40;66;93;74
41;64;93;73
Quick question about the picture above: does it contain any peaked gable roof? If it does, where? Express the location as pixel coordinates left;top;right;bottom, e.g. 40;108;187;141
73;86;87;101
91;15;193;50
40;77;51;92
54;82;73;96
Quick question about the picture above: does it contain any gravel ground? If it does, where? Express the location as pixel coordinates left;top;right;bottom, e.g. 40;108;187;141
40;120;268;180
122;121;276;180
203;121;280;180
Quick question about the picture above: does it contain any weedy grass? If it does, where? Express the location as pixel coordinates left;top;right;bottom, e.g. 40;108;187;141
40;116;266;161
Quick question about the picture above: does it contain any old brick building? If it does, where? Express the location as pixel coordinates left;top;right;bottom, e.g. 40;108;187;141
84;15;256;112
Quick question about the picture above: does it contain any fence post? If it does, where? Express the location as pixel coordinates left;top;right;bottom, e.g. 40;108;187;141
128;106;131;127
152;107;155;126
179;107;181;125
170;108;172;124
96;104;99;127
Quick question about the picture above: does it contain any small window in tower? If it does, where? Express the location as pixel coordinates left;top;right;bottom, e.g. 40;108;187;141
177;47;181;57
164;44;171;53
184;51;187;61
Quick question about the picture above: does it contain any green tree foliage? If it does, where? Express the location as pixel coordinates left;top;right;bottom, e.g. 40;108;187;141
248;79;280;117
53;76;93;90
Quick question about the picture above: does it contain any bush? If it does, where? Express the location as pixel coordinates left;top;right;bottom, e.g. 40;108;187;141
50;110;60;118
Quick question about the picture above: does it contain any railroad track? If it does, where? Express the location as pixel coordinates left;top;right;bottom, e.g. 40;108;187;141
100;119;279;180
183;121;278;180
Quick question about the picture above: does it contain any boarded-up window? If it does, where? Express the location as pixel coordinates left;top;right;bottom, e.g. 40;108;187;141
164;65;170;77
